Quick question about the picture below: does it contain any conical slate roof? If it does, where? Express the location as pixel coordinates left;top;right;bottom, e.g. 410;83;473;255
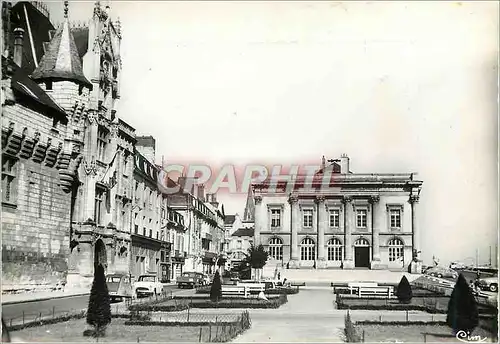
31;14;92;89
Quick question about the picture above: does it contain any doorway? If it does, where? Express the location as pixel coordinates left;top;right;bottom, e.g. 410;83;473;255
354;238;370;268
354;247;370;268
94;239;107;269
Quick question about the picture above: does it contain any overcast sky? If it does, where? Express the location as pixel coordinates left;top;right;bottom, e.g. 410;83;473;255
46;1;499;266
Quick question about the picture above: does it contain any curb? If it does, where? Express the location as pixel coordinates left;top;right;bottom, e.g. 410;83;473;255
1;292;90;305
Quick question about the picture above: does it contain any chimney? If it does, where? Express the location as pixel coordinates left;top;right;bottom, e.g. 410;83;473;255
197;185;205;202
13;28;24;67
210;193;219;208
136;136;156;164
340;154;350;174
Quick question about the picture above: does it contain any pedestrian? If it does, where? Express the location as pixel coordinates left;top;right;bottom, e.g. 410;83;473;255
277;272;281;280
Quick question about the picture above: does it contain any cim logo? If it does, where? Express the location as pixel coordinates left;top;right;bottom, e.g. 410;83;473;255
456;330;488;343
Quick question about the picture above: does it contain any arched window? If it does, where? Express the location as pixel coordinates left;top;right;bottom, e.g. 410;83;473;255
354;238;370;247
327;238;343;261
300;237;316;261
388;238;404;262
268;237;283;260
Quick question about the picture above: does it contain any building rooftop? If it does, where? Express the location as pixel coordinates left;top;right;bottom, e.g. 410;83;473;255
232;228;254;238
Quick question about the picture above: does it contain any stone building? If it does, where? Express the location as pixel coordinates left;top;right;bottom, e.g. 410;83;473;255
130;148;170;281
1;1;135;290
1;1;92;290
168;181;226;276
247;155;423;272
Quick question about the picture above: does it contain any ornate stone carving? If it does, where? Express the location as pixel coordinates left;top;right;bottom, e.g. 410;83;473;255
84;158;98;176
288;194;299;204
87;112;97;124
369;195;380;204
254;195;263;205
315;195;326;203
342;196;352;204
409;195;420;204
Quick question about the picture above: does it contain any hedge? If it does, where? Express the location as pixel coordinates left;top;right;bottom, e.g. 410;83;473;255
129;294;288;312
336;303;446;314
344;311;362;342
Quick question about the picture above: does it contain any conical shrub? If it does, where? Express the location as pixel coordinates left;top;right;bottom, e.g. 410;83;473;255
446;273;479;335
210;270;223;302
396;275;413;304
86;264;111;337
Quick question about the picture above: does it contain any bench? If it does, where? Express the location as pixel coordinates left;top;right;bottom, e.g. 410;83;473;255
351;286;393;298
347;282;378;295
222;284;265;297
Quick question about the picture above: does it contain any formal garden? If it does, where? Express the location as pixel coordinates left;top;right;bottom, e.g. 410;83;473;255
5;244;297;343
342;274;498;343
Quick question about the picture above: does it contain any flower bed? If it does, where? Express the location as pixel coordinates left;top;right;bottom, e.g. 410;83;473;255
196;286;299;295
129;294;288;312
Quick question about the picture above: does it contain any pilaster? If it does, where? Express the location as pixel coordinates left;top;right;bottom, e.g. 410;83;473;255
369;195;386;269
288;194;300;268
315;195;327;268
342;196;354;269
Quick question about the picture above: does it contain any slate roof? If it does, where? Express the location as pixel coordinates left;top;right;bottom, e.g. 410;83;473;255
31;18;92;89
70;26;89;60
4;55;68;122
231;228;254;237
224;215;236;226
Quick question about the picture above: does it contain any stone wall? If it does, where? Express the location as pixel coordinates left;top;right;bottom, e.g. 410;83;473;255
2;103;72;291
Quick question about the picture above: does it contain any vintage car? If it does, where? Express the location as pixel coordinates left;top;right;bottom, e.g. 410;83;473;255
133;274;164;297
106;274;133;301
177;271;204;288
478;276;499;292
202;274;213;286
424;266;458;279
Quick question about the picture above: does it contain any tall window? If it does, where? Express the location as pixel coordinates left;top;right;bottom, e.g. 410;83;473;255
300;237;316;261
356;209;367;228
271;209;281;228
2;156;17;204
94;188;105;224
388;238;404;262
268;237;283;260
390;209;401;229
303;209;313;228
97;129;107;162
329;209;340;228
327;238;343;261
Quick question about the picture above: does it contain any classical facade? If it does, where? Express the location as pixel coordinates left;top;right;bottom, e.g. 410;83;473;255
248;155;423;272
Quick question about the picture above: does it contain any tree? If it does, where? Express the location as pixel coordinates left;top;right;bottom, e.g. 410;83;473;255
395;276;413;303
243;244;268;280
86;264;111;337
447;273;479;335
210;270;223;302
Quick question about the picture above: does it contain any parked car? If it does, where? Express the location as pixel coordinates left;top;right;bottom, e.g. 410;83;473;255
133;274;164;297
449;262;467;270
177;272;204;289
425;266;458;279
202;274;213;286
478;276;499;292
106;274;133;301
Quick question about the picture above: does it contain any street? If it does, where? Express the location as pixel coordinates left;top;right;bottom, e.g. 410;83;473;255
2;284;194;327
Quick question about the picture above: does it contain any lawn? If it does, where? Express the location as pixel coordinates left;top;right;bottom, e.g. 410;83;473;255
12;318;214;342
358;324;495;343
338;295;450;312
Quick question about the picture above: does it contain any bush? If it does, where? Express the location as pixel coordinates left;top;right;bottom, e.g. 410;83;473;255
344;311;362;342
210;271;223;302
447;273;479;335
86;264;112;337
396;276;413;303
